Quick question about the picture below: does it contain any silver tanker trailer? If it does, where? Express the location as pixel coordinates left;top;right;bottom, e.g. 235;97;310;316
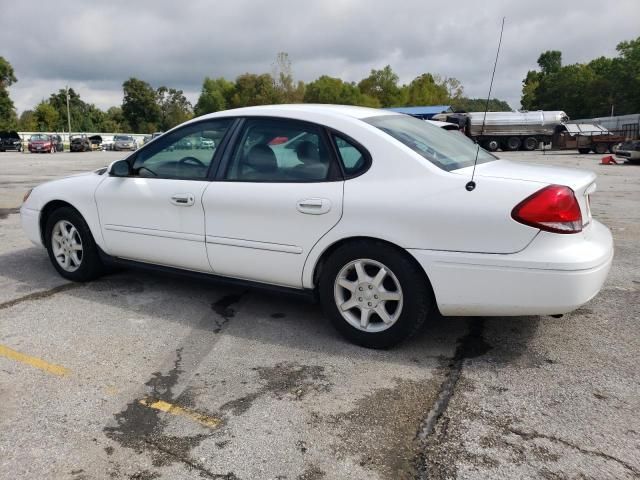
432;110;569;152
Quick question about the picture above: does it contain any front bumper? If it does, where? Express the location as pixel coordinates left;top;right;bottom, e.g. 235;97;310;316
20;206;42;247
409;220;613;316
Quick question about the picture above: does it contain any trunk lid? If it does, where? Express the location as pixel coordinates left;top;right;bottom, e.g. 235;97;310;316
455;159;597;228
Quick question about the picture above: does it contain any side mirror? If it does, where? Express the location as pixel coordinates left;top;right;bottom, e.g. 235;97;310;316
108;159;132;177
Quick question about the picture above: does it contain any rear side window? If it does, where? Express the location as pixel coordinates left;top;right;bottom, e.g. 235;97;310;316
332;135;368;177
224;118;334;182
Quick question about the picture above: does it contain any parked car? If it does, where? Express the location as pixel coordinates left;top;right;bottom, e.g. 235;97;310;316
89;135;103;150
70;134;91;152
113;135;137;151
50;134;64;152
0;130;23;152
101;139;114;151
615;140;640;163
28;134;55;153
20;105;613;348
196;136;215;149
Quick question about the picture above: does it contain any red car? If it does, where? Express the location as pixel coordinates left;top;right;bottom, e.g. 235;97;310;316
28;134;55;153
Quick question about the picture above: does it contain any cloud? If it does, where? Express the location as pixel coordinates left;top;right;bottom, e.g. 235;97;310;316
3;0;639;113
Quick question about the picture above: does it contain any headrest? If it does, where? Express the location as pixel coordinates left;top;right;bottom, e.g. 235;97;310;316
246;144;277;172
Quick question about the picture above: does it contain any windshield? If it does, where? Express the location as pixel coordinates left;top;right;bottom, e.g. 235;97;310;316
115;135;132;141
30;134;49;141
364;115;496;171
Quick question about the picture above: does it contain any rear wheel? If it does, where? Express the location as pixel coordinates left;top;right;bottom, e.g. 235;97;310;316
45;207;104;282
523;137;538;151
318;241;433;349
505;136;521;151
594;143;608;154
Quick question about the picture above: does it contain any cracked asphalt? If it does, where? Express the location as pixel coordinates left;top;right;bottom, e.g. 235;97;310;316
0;150;638;480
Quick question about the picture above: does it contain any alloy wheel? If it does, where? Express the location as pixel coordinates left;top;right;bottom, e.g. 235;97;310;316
51;220;83;272
333;258;403;332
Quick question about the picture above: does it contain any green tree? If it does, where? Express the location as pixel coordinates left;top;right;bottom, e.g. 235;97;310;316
156;86;193;130
101;107;130;132
34;101;59;131
520;70;540;110
613;37;640;115
48;88;102;132
194;77;235;115
122;78;161;133
272;52;305;103
304;75;380;107
404;73;449;106
537;50;562;74
442;76;464;101
229;73;281;108
520;38;640;118
18;110;38;131
357;65;401;107
451;97;512;112
0;57;18;130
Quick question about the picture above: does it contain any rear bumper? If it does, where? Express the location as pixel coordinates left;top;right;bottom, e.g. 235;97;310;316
20;206;42;247
409;220;613;316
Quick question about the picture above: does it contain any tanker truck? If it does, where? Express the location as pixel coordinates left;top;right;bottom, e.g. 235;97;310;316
431;110;569;152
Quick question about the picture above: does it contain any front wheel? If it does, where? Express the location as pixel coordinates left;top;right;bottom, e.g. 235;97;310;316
484;138;500;152
45;207;104;282
318;241;433;349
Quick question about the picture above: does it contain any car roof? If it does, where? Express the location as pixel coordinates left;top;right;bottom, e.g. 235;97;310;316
200;104;396;121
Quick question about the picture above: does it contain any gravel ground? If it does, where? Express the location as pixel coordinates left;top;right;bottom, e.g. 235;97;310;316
0;149;638;480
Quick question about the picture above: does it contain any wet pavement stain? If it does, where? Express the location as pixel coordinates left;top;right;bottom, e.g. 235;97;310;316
103;348;218;471
220;362;331;416
329;377;442;480
212;291;246;332
270;312;286;319
296;465;326;480
0;207;20;220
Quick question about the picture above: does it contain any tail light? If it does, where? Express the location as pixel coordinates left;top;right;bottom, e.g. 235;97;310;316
511;185;582;234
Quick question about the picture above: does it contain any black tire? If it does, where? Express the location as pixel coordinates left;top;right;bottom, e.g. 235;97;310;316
523;137;538;151
484;138;500;152
505;137;521;151
44;207;104;282
578;148;591;154
318;240;433;349
594;143;607;155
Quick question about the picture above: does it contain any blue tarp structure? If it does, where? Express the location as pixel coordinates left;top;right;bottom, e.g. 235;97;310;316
385;105;452;119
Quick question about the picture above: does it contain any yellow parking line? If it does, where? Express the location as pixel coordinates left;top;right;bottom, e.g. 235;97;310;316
0;344;70;376
138;398;221;429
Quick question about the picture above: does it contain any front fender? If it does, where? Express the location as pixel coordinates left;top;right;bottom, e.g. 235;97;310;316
25;172;107;249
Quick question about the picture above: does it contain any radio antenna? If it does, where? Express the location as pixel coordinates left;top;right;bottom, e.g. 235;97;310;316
466;16;505;192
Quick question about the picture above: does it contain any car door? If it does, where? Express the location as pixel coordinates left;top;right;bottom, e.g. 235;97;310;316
94;118;234;272
202;117;344;287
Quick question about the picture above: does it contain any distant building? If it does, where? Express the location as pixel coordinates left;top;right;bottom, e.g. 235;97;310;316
385;105;453;120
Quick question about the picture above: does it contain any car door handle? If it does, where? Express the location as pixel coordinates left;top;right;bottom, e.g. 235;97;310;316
296;198;331;215
170;193;195;206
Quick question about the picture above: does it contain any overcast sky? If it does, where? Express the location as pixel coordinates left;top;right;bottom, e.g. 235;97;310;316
2;0;639;114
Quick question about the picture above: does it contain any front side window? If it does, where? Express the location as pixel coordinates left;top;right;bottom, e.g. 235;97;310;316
132;119;232;179
365;114;496;171
224;118;333;182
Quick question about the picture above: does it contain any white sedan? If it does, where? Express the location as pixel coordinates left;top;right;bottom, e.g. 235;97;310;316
20;105;613;348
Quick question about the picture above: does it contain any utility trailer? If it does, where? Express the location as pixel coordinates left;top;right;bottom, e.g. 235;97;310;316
432;110;569;152
552;123;625;154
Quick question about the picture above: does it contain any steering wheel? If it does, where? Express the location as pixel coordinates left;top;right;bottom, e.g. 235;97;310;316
178;156;206;167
